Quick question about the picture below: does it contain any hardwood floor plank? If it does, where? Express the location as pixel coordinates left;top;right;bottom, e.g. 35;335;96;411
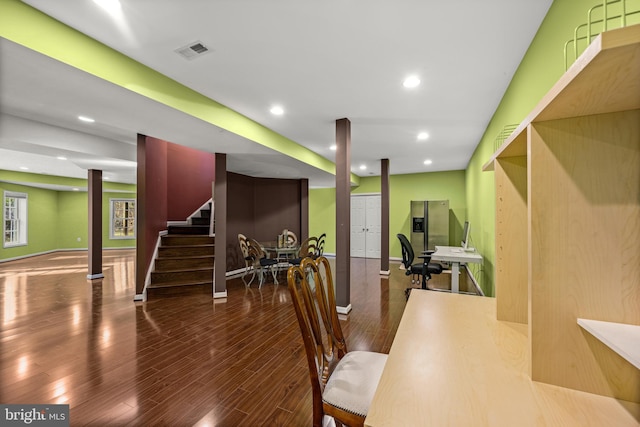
0;250;410;426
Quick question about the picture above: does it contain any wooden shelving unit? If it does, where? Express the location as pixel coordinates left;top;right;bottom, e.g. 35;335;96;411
484;24;640;405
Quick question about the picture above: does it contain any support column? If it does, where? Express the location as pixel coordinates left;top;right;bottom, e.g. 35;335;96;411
380;159;390;275
214;153;228;298
335;118;351;313
300;178;309;240
87;169;104;280
135;134;146;299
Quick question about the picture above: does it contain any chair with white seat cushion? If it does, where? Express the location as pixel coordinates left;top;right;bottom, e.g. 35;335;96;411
287;256;387;427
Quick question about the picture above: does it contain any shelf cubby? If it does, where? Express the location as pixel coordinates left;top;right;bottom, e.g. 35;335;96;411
485;24;640;404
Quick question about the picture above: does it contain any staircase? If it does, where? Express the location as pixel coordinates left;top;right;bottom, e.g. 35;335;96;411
146;203;215;299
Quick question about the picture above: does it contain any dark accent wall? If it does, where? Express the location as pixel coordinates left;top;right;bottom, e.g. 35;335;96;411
226;172;306;272
136;135;215;294
137;136;168;294
167;143;215;220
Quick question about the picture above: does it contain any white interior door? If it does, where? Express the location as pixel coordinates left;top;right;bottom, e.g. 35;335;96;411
351;195;381;258
365;195;381;258
351;197;366;257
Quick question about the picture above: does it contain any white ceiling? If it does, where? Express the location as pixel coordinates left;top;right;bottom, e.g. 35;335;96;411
0;0;553;188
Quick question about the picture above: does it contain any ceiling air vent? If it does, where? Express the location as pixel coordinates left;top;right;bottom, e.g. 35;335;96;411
175;41;211;60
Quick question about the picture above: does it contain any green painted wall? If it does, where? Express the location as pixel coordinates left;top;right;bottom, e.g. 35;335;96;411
1;172;136;260
55;191;88;249
0;182;58;259
309;187;336;256
385;171;467;257
464;0;634;296
310;170;466;271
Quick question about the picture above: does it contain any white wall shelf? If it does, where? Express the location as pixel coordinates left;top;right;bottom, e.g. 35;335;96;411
578;318;640;370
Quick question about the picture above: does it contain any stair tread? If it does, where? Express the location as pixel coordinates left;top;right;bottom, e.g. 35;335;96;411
156;254;215;260
152;266;213;273
147;280;212;288
164;234;212;237
160;243;214;248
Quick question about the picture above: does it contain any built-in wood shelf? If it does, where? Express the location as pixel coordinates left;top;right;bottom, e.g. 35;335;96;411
578;318;640;370
483;24;640;172
484;23;640;404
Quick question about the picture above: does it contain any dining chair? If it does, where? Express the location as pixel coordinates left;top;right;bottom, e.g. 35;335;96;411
288;257;387;427
282;229;298;246
246;238;279;287
315;233;326;258
289;236;318;266
237;233;256;286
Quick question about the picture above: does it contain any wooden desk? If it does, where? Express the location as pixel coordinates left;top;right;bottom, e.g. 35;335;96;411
364;291;640;427
430;246;482;293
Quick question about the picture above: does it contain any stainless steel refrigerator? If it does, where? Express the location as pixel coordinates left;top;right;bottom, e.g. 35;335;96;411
410;200;449;254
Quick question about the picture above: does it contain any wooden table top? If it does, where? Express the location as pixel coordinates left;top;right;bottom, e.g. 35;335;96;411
364;290;640;426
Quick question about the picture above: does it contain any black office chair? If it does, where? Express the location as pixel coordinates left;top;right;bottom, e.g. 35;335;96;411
397;233;443;298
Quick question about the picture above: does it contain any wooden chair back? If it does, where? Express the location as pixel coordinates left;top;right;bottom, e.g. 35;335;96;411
297;236;318;258
238;234;250;264
282;229;298;246
288;256;349;426
315;233;326;258
246;238;266;266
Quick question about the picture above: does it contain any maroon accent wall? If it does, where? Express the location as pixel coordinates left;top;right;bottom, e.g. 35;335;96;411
136;135;215;294
137;137;168;294
226;172;304;271
167;143;215;220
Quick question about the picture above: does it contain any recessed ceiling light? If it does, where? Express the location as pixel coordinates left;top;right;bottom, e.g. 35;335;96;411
78;116;95;123
417;132;429;141
73;188;80;191
103;176;110;180
270;105;284;116
57;156;67;160
93;0;121;13
424;159;433;165
403;75;420;88
19;166;29;170
359;165;367;170
330;145;337;151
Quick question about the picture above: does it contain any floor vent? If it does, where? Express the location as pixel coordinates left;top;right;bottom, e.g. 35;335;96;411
175;41;211;60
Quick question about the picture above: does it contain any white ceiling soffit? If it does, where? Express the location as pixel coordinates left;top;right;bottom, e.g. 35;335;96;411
3;0;554;187
0;38;336;187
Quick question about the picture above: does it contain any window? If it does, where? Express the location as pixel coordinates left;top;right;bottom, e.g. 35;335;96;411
4;192;28;247
110;198;136;239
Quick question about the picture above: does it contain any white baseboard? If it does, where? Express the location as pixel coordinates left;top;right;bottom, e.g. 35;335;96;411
226;267;248;277
0;247;135;263
133;294;144;302
337;304;352;314
87;273;104;279
380;270;390;276
214;290;228;299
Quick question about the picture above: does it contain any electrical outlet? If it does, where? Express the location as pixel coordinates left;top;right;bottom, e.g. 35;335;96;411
77;237;81;242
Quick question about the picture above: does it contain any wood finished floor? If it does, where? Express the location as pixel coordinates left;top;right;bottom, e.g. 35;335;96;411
0;250;441;426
